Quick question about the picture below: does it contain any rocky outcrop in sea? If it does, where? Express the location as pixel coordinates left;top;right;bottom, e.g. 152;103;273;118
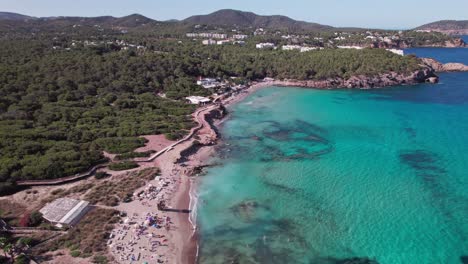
421;58;468;72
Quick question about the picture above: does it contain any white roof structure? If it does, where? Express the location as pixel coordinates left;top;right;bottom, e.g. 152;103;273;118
386;49;404;56
40;198;90;226
186;96;211;105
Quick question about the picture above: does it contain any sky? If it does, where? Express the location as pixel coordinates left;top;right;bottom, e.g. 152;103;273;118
1;0;467;29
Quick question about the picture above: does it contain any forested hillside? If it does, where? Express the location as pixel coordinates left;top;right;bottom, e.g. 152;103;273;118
0;34;424;194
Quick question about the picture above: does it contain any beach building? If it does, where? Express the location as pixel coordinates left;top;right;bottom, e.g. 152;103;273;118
40;198;90;228
186;96;211;105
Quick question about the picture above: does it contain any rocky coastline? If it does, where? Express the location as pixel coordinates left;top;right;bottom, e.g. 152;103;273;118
361;37;467;49
261;68;438;90
421;58;468;72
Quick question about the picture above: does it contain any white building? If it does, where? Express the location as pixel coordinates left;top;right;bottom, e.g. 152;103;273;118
197;78;220;88
300;47;320;52
202;39;217;45
233;34;248;40
337;46;364;50
233;41;246;45
256;42;275;49
386;49;404;56
40;198;90;228
254;28;265;36
217;40;231;45
282;45;302;51
186;96;211;105
187;33;227;39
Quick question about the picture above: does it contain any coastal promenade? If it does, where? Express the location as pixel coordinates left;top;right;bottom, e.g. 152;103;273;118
142;104;218;162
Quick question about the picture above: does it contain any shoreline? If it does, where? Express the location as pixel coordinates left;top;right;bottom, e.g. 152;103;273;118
165;75;431;263
166;73;439;262
4;70;452;263
170;81;270;263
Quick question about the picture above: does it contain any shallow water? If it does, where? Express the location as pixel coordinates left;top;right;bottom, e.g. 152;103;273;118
197;49;468;264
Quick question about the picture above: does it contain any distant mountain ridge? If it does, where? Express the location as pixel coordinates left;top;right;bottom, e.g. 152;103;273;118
1;10;467;34
0;9;333;31
0;11;35;21
182;9;333;31
416;20;468;35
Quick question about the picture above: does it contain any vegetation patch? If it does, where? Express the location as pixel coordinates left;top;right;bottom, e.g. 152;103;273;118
115;150;154;160
0;35;424;193
0;200;27;226
94;171;111;180
94;137;147;154
32;208;120;257
108;161;139;171
0;234;38;263
84;168;159;206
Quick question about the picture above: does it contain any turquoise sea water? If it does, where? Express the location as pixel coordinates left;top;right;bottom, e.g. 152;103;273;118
197;49;468;264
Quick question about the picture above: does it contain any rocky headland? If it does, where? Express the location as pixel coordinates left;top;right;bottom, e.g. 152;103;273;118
260;68;438;90
367;37;466;49
421;58;468;72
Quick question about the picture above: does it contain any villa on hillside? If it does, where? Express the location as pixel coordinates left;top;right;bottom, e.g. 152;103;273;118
256;42;276;49
197;78;221;89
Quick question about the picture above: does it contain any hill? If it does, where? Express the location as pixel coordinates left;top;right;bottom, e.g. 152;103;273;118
38;13;156;27
0;11;35;21
416;20;468;35
0;13;162;36
182;9;333;31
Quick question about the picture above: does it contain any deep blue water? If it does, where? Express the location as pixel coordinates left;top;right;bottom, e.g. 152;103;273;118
405;35;468;64
197;47;468;264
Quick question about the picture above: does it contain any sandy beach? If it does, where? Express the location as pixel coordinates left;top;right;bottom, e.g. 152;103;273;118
108;98;224;263
151;82;274;263
110;82;273;264
0;82;267;264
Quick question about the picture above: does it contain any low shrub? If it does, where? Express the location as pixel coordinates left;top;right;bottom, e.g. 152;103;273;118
94;172;110;180
70;250;81;258
108;161;139;171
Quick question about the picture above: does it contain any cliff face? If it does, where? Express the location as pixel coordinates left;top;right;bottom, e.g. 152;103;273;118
421;58;468;72
443;38;467;48
266;68;438;89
